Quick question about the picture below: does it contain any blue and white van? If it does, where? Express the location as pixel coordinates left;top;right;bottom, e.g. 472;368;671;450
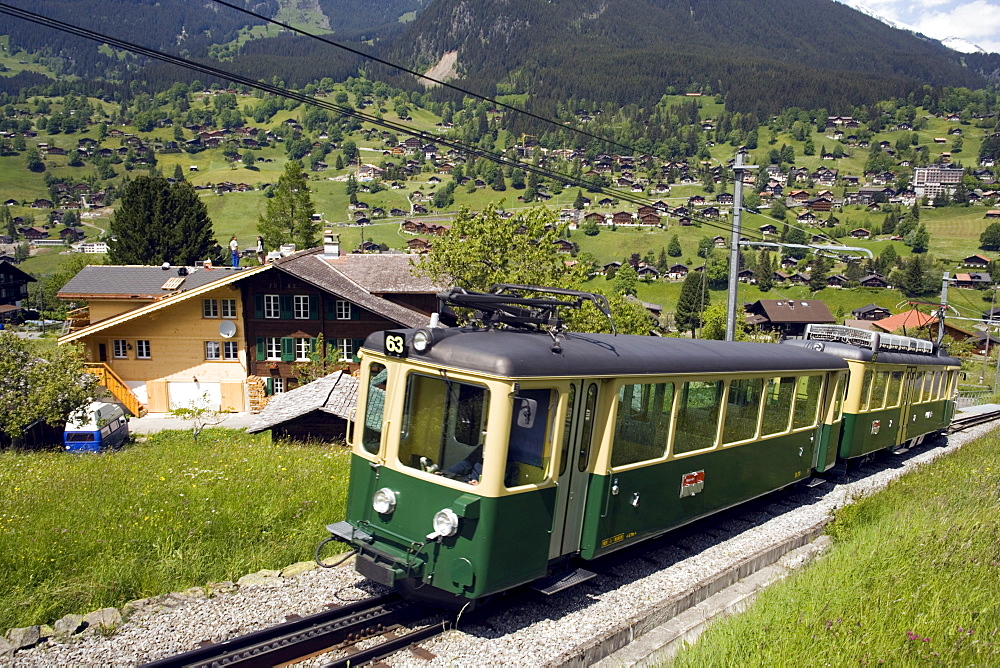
63;402;129;453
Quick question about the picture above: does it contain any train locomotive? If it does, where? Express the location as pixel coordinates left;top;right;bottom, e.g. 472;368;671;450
325;286;960;607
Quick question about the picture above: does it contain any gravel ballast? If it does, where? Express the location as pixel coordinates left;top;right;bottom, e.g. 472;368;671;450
9;423;996;667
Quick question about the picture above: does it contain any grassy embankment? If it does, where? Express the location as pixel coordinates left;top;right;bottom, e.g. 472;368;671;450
672;431;1000;666
0;430;352;631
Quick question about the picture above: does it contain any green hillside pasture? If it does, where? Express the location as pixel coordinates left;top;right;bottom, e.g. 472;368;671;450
0;159;54;203
18;247;71;276
0;430;352;630
922;206;994;263
673;432;1000;666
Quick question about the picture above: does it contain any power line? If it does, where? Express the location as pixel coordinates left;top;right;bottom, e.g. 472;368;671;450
209;0;632;152
0;3;761;243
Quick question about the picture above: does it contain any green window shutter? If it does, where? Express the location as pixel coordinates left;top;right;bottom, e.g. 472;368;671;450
309;295;319;319
265;377;274;395
309;337;318;353
326;299;336;319
254;294;263;319
351;304;361;320
255;337;265;361
279;294;293;319
352;338;364;363
281;337;295;361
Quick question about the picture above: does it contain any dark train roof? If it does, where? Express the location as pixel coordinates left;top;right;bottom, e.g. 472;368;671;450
779;339;961;367
364;328;849;378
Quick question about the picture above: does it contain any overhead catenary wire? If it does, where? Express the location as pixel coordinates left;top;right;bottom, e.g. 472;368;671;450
0;2;769;244
209;0;634;152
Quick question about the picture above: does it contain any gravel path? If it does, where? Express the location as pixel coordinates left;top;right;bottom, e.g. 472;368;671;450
8;423;997;667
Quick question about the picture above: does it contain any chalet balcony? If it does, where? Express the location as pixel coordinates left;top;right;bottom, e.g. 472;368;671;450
65;306;90;333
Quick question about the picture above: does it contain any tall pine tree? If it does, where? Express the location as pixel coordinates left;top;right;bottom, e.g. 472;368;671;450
675;270;709;337
258;160;317;249
108;175;214;266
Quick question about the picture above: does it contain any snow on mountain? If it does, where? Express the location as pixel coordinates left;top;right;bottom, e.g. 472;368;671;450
836;1;987;54
940;36;987;54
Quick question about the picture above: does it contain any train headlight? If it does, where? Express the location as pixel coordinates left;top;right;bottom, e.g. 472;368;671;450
372;488;397;515
412;329;431;353
428;508;459;540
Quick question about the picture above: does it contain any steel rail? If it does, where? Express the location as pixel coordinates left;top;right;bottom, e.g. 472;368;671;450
321;622;448;668
141;593;414;668
949;408;1000;433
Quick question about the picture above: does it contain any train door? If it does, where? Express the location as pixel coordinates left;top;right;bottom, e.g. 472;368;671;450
897;366;919;445
548;381;599;560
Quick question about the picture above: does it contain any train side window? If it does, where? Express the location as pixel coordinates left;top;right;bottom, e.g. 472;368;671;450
674;380;722;455
931;371;943;400
792;375;823;430
761;377;795;436
577;384;599;472
910;371;924;404
833;374;847;421
362;363;387;455
921;371;935;402
886;371;903;408
870;371;889;410
398;374;490;483
860;370;874;411
506;389;556;487
722;377;763;445
613;382;673;466
559;385;576;476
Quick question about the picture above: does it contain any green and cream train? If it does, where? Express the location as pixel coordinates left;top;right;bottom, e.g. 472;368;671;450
326;287;961;607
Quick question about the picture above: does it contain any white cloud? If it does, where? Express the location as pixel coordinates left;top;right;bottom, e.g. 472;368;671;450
841;0;1000;53
913;0;1000;49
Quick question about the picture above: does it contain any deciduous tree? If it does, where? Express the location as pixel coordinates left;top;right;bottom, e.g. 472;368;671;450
0;333;97;443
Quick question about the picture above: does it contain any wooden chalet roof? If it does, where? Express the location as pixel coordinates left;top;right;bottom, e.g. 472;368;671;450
246;371;358;433
271;248;436;328
746;299;836;325
0;260;36;283
58;265;247;300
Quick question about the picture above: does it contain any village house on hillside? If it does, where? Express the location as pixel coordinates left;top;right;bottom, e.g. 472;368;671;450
744;299;836;337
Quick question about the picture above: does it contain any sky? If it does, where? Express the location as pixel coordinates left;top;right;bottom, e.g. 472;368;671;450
839;0;1000;53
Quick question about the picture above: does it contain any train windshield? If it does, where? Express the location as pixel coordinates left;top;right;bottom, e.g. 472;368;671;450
398;373;490;485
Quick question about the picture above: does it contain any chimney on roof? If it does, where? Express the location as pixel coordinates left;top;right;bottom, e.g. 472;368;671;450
324;230;340;258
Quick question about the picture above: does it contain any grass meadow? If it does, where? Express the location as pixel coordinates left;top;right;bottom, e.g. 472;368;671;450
0;429;352;630
672;431;1000;666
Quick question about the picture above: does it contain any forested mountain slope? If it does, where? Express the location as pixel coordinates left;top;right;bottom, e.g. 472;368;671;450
383;0;983;115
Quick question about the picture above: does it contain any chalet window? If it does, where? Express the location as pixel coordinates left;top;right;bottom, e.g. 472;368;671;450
112;339;128;359
337;338;354;362
202;299;218;318
293;295;310;319
263;294;280;319
220;299;237;319
265;337;282;360
272;377;285;394
223;341;238;361
205;341;221;360
295;337;312;361
336;300;352;320
135;340;151;359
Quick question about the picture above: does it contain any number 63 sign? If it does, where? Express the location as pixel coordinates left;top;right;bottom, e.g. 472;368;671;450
384;332;407;357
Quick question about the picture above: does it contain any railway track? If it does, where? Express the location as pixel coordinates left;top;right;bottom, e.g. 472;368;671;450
949;406;1000;433
141;592;443;668
142;409;1000;668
